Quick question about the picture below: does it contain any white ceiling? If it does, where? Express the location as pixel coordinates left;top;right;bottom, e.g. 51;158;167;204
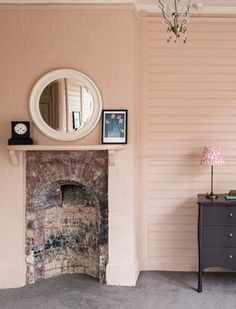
0;0;236;13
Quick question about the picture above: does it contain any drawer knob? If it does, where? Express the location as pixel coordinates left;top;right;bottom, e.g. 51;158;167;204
228;233;233;239
228;213;233;219
228;255;233;262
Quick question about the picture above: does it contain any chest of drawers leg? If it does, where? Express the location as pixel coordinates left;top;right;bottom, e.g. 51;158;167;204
198;203;203;292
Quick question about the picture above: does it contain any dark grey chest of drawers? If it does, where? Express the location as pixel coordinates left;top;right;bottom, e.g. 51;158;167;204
197;194;236;292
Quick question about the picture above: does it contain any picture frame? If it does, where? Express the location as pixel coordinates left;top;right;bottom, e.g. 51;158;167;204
72;111;80;130
102;110;127;144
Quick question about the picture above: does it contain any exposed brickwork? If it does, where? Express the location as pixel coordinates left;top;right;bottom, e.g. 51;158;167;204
25;151;108;284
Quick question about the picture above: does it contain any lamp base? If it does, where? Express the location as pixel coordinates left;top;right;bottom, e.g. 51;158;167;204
205;193;218;199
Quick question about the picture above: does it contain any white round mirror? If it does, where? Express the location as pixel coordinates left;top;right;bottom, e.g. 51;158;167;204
29;69;102;141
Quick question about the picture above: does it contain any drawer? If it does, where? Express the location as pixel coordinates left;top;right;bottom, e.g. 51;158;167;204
203;206;236;225
203;226;236;247
203;247;236;270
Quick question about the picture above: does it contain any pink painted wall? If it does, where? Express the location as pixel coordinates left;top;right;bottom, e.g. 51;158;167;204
138;13;236;271
0;5;138;288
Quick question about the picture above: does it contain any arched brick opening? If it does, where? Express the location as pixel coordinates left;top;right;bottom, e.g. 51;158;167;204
25;151;108;284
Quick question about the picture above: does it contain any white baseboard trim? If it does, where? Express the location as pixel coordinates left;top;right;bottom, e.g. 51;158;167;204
106;257;140;286
141;263;198;272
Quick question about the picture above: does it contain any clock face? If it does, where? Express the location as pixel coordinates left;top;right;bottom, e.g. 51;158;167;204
14;123;28;135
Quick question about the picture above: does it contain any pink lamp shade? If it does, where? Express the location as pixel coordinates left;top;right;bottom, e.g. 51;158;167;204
200;146;224;166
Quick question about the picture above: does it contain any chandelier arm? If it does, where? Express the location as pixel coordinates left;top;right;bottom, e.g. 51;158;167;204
157;0;173;28
183;1;191;17
181;19;187;27
174;0;190;28
175;0;191;18
180;2;191;28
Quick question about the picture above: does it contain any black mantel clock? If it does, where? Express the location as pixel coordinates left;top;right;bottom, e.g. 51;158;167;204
8;121;33;145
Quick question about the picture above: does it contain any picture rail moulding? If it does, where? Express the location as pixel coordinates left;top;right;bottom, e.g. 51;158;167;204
6;144;125;167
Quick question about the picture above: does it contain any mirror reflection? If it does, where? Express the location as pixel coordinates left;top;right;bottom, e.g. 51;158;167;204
39;79;93;132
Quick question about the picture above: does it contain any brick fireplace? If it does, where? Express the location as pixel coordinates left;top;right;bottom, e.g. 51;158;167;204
25;150;108;284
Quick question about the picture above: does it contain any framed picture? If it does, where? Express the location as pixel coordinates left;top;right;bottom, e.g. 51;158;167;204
102;110;127;144
72;111;80;130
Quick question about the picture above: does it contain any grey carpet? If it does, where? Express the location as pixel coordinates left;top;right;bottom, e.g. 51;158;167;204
0;271;236;309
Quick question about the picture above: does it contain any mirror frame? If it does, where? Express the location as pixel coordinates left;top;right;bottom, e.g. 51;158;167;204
29;69;102;141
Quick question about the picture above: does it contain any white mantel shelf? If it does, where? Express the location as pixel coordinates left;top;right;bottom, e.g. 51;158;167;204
6;144;125;166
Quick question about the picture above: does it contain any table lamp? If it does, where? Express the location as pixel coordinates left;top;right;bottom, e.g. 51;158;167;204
200;146;224;199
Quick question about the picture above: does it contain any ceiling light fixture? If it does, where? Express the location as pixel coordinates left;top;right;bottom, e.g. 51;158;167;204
157;0;191;43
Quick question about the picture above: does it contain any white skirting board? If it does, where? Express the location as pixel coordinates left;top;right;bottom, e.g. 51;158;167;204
106;257;140;286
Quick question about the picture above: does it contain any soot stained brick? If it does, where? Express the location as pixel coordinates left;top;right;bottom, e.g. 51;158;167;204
25;151;108;284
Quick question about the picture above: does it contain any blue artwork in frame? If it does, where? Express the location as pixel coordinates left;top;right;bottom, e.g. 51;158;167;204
102;110;127;144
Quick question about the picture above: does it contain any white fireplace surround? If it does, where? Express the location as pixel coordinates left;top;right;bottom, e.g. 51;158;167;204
6;144;140;286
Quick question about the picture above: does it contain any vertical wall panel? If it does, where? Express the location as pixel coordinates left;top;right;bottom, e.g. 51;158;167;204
139;16;236;271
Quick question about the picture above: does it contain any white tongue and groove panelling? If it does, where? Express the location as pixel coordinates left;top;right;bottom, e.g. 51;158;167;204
139;15;236;271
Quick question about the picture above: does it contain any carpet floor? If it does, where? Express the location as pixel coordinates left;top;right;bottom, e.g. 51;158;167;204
0;271;236;309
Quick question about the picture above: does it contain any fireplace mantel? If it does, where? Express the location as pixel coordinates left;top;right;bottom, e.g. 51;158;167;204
6;144;125;167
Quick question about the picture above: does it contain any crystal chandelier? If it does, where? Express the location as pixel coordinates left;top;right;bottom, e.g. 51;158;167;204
157;0;191;43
